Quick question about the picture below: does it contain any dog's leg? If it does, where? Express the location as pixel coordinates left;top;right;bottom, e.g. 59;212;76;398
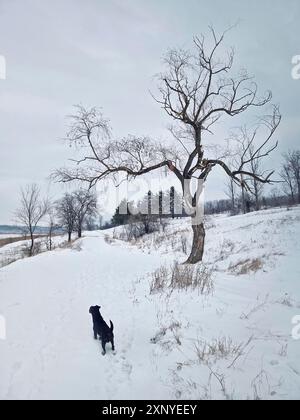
93;328;97;340
111;338;115;352
101;340;106;355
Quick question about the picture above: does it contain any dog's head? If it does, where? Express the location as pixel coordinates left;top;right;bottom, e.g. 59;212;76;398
89;305;101;315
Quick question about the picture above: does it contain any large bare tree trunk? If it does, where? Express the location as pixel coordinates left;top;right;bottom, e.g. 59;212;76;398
185;222;205;264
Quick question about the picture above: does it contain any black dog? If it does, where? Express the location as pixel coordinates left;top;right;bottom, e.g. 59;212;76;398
89;305;115;355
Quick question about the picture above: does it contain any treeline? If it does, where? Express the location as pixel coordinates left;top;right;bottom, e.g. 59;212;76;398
223;148;300;215
15;185;99;256
102;187;186;230
103;149;300;229
204;193;295;216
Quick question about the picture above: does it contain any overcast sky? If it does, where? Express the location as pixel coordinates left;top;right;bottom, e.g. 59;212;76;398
0;0;299;224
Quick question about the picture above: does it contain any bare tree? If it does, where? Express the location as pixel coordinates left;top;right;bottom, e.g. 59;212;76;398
45;203;60;251
290;151;300;203
224;177;237;215
229;124;278;211
73;189;97;238
56;193;77;242
55;28;280;264
15;184;48;256
281;151;300;204
249;157;263;211
280;159;296;203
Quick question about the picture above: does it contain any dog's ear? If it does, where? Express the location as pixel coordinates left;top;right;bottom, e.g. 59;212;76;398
96;305;101;309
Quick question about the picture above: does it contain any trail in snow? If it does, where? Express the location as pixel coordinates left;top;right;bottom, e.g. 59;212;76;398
0;233;166;399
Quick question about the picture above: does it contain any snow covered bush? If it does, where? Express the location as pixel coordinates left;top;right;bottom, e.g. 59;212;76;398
115;215;160;242
21;241;42;257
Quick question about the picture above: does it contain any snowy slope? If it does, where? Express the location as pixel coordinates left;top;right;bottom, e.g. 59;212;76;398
0;235;69;268
0;207;300;400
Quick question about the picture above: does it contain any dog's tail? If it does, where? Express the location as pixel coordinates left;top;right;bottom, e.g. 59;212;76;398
110;320;114;332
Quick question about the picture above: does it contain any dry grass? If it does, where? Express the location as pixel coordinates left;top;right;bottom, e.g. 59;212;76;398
194;337;244;364
277;294;293;307
171;263;214;295
150;321;182;347
0;236;26;248
150;261;214;296
150;265;169;294
240;295;269;320
150;326;167;344
251;369;271;400
229;257;263;275
278;343;288;357
217;239;235;262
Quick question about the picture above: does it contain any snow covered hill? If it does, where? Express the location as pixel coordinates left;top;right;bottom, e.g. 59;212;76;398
0;206;300;400
0;234;69;268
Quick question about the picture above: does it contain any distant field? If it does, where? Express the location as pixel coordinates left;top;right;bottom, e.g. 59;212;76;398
0;235;31;248
0;233;52;248
0;233;23;239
